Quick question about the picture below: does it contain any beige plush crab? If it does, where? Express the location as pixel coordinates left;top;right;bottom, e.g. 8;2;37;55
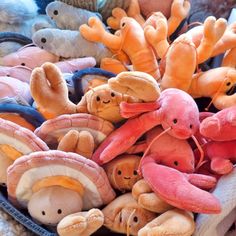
7;150;116;236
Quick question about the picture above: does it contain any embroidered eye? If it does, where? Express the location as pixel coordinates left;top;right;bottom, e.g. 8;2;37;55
226;82;231;86
174;161;179;166
133;216;138;222
173;119;178;124
117;170;122;175
133;170;138;176
111;92;115;97
21;63;25;66
42;211;46;215
96;96;101;101
41;38;47;43
121;22;126;27
189;124;193;129
57;209;62;214
53;10;58;15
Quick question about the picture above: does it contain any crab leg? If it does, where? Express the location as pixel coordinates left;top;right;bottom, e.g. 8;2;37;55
141;156;221;214
92;110;162;165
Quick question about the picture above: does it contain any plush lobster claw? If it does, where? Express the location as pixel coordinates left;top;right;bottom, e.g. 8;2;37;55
141;156;221;214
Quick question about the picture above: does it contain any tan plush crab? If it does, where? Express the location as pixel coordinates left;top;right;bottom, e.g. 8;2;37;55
7;150;116;236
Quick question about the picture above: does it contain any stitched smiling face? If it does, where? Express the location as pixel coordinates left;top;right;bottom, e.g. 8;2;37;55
87;84;124;123
105;155;142;191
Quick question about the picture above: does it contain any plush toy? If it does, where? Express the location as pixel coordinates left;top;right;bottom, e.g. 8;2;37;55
1;46;59;69
46;1;103;31
7;150;115;234
72;67;115;102
80;16;161;80
35;113;114;158
92;88;222;213
0;118;49;185
104;154;142;192
222;47;236;68
194;167;236;236
32;28;112;64
132;179;195;236
0;76;31;104
102;193;156;235
200;105;236;141
0;103;45;131
30;62;139;122
195;140;236;175
188;67;236;110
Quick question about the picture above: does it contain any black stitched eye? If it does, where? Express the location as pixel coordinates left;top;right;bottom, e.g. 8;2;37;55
173;119;178;124
189;124;193;129
21;63;25;66
57;209;62;214
117;170;122;175
133;216;138;222
174;161;178;166
6;74;10;77
96;96;100;101
121;22;126;27
41;38;47;43
42;211;46;215
111;92;115;97
53;10;58;15
133;170;138;176
226;82;231;86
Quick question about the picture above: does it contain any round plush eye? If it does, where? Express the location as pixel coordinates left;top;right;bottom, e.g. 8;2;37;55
133;170;138;176
174;161;179;166
57;209;62;214
133;216;138;222
53;10;58;15
117;170;122;175
21;63;25;66
111;92;115;97
42;211;46;215
189;124;193;129
41;38;47;43
173;119;178;124
226;82;231;86
96;96;101;101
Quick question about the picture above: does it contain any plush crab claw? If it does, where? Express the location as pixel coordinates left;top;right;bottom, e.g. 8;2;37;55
194;167;236;236
30;62;76;119
138;209;195;236
132;179;173;213
107;8;128;30
0;118;48;185
141;156;221;214
108;71;160;102
58;130;95;159
7;150;115;226
57;209;104;236
35;113;114;150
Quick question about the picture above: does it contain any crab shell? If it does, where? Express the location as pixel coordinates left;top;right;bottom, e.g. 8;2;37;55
7;150;116;209
34;113;114;149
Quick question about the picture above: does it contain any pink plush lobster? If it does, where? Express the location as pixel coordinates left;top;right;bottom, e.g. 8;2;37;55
195;106;236;175
92;88;221;214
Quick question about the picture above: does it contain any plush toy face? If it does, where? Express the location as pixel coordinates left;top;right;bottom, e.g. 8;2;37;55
105;155;142;191
103;194;156;235
28;186;83;225
86;84;125;123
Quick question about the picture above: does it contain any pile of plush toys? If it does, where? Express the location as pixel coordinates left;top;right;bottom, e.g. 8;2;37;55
0;0;236;235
